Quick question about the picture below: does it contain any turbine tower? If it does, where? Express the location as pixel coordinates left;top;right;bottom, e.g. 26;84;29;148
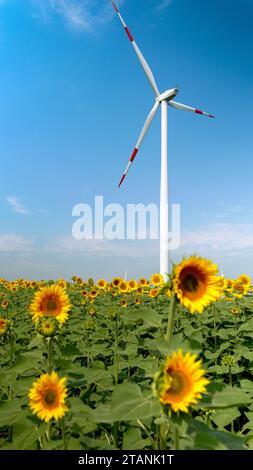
112;2;214;280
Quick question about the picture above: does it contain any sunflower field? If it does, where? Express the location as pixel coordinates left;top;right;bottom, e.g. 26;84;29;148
1;256;253;451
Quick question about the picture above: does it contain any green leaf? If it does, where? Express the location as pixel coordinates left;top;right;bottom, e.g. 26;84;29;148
4;421;46;450
122;427;149;450
124;308;161;328
88;405;113;424
194;432;224;450
212;430;246;450
211;407;240;428
110;383;160;421
240;379;253;393
0;399;25;426
196;386;251;409
67;437;83;450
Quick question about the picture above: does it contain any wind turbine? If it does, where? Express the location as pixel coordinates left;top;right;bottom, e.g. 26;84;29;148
112;2;214;280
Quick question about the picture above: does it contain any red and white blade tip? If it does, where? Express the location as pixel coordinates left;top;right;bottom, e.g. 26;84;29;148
118;174;125;188
118;147;138;188
195;108;215;118
112;1;119;13
112;1;134;43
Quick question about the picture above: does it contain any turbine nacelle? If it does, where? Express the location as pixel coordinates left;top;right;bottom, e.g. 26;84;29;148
157;88;179;103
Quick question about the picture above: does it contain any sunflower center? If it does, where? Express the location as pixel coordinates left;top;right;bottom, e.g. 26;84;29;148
46;298;58;312
181;273;200;293
167;371;187;395
44;390;57;405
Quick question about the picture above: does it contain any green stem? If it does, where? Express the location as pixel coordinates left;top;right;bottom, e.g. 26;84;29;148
165;294;177;344
112;422;119;449
137;419;155;449
87;330;90;369
173;426;179;450
213;305;217;347
9;333;15;366
46;421;51;442
159;423;168;450
61;419;67;450
234;315;238;347
228;364;235;432
213;304;218;365
47;338;54;373
114;315;119;385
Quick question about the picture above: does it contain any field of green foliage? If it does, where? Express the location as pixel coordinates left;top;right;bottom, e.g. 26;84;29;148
1;270;253;451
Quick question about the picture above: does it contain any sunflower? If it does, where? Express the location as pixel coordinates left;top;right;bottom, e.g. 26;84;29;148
57;279;67;289
29;372;68;422
36;317;59;338
150;273;164;286
29;285;71;325
81;290;88;298
173;256;222;314
120;299;128;308
97;279;107;290
154;349;209;413
119;281;128;293
10;286;17;292
112;277;122;288
110;289;118;297
139;278;148;286
163;287;172;298
232;281;246;299
216;276;227;292
90;289;98;298
238;274;251;288
149;288;159;298
0;318;10;336
221;354;235;368
230;307;241;315
225;279;234;292
134;296;141;306
127;279;138;291
1;299;9;309
88;306;97;317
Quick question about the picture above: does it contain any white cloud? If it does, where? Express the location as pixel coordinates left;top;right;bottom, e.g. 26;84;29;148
46;235;158;258
6;196;29;215
181;223;253;253
31;0;125;32
0;224;253;279
215;202;243;219
156;0;172;11
0;234;35;253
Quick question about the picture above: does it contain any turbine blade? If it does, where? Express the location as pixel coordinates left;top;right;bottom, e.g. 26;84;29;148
118;100;160;188
168;100;215;118
112;2;160;97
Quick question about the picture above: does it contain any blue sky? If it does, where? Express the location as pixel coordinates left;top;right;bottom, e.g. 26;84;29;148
0;0;253;280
